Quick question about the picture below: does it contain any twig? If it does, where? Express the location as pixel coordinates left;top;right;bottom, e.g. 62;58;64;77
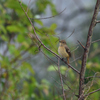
84;72;99;99
92;39;100;43
51;76;62;86
41;50;58;65
78;0;100;99
58;58;66;100
77;40;85;49
26;0;31;13
10;43;34;63
85;76;100;79
57;29;75;41
65;29;75;40
70;55;82;63
83;88;100;98
46;34;58;52
63;80;78;97
89;47;100;59
18;0;80;74
31;7;67;20
96;20;100;23
40;49;65;76
53;85;63;100
71;46;79;53
35;27;58;52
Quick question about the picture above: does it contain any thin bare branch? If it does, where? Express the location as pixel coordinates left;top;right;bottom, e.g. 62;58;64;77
53;85;63;100
58;58;66;100
83;88;100;98
10;43;34;63
51;76;62;86
71;46;79;53
46;34;58;52
40;49;65;77
26;0;31;13
63;80;78;97
85;76;100;79
84;72;99;99
78;0;100;99
89;47;100;59
70;55;82;63
21;0;23;3
57;29;75;41
35;27;58;52
18;0;80;74
31;7;67;20
65;29;75;40
41;50;58;65
96;20;100;23
92;39;100;43
77;40;85;49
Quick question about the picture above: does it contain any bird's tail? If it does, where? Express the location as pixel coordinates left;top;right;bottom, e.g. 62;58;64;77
67;57;70;68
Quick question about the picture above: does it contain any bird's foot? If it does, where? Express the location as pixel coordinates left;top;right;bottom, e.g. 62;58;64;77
61;58;64;60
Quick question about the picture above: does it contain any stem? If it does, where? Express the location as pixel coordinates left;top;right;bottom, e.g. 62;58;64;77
18;0;80;74
78;0;100;99
58;58;66;100
83;88;100;98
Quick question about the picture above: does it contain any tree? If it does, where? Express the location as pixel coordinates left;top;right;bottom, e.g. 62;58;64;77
0;0;100;100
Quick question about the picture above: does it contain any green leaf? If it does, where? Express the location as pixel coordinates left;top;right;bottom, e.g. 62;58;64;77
17;34;25;43
1;35;9;41
9;44;16;54
0;25;7;34
9;44;20;56
93;43;98;49
22;62;34;74
50;3;57;15
47;65;57;71
50;23;57;30
6;25;19;33
1;56;10;68
35;20;43;26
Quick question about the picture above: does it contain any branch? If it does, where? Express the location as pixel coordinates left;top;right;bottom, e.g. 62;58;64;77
84;72;99;100
83;88;100;98
58;58;66;100
96;20;100;23
70;55;82;63
77;40;85;49
35;27;58;52
30;7;67;20
10;43;34;63
89;47;100;59
40;50;58;65
92;39;100;43
78;0;100;99
71;46;79;53
18;0;80;74
64;29;75;40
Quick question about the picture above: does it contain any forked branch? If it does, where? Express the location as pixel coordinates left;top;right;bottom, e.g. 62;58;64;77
79;0;100;99
18;0;80;74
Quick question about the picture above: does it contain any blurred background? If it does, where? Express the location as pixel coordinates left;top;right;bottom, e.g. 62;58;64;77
0;0;100;100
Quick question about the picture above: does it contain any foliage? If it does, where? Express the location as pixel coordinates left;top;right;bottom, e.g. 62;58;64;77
0;0;59;100
0;0;100;100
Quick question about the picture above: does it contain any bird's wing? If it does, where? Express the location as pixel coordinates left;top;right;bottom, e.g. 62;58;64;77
65;45;71;57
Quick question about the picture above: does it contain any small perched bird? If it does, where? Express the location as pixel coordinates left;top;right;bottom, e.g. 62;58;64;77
58;40;71;66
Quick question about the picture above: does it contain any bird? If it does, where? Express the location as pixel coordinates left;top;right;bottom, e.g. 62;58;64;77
58;40;71;67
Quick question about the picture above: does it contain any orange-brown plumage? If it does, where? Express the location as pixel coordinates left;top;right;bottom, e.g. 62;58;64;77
58;40;71;67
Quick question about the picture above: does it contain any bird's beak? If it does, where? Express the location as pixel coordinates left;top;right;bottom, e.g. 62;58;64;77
59;40;61;42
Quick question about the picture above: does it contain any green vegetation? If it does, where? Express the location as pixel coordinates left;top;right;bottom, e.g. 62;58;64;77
0;0;100;100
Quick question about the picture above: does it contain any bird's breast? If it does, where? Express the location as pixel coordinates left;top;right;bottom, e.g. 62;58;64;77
58;46;69;58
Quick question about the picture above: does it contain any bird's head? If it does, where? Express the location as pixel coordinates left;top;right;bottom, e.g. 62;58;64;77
59;40;67;46
59;40;66;44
